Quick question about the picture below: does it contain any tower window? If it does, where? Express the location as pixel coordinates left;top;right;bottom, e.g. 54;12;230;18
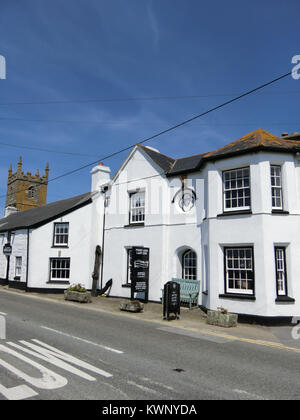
27;186;35;199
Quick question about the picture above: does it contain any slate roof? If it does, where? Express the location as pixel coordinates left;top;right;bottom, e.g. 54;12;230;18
0;192;92;233
138;129;300;177
138;145;175;172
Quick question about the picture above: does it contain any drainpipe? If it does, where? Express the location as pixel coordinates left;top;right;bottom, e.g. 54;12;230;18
5;231;11;284
25;228;30;291
100;187;108;290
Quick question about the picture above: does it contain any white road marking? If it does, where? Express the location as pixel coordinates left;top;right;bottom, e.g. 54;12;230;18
127;380;159;396
0;314;5;340
0;344;68;390
8;339;113;379
40;326;123;354
140;377;174;392
0;384;38;400
234;389;266;400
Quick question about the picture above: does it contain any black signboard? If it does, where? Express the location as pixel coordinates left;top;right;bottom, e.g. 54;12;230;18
131;247;150;303
3;243;12;256
163;281;180;320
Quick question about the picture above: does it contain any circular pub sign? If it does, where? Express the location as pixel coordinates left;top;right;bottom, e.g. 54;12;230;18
3;243;12;256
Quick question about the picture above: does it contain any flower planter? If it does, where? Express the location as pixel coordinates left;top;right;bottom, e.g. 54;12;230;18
207;310;238;328
64;290;92;303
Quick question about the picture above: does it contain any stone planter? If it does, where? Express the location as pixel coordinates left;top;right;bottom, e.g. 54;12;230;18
120;300;144;313
64;290;92;303
207;310;238;328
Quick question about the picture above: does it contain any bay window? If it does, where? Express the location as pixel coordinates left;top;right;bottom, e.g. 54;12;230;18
223;168;251;211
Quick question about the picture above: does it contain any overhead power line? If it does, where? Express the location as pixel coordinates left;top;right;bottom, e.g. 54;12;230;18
0;89;299;107
0;70;293;201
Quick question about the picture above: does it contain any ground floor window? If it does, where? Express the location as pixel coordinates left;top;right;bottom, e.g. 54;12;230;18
50;258;70;281
126;248;133;284
274;247;287;296
15;256;22;278
224;247;254;295
182;249;197;280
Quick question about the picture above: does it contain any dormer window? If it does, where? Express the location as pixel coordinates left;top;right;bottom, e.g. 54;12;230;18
129;191;145;224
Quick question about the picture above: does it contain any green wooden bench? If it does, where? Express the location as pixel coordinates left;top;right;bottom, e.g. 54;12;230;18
161;278;200;309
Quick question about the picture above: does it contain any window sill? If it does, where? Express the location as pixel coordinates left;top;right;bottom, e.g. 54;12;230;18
51;246;69;249
272;210;289;215
46;281;70;285
275;296;295;303
219;293;256;301
217;210;252;217
122;284;131;288
124;223;145;228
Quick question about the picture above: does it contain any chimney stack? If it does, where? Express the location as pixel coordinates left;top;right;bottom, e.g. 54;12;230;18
90;163;111;192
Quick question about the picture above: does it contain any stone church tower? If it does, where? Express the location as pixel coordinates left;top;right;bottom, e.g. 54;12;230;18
5;157;49;215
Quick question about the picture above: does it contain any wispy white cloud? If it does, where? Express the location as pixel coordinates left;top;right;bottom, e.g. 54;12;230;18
147;1;160;50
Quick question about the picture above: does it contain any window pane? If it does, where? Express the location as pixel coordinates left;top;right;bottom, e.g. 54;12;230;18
223;168;251;210
182;250;197;280
275;247;287;296
270;166;283;209
50;258;70;281
225;248;254;294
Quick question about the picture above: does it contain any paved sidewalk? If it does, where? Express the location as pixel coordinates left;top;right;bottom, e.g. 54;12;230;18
1;285;300;352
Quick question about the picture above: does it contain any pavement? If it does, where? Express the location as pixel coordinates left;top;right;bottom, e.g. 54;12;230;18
0;284;298;350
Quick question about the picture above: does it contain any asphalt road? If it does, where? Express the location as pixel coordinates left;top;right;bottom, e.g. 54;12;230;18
0;291;300;401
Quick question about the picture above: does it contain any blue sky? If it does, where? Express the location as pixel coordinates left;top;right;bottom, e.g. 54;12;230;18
0;0;299;211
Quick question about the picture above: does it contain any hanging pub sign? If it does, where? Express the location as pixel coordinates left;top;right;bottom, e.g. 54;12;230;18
3;243;12;256
131;247;150;303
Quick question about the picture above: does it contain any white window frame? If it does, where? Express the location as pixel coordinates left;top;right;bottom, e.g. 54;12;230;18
15;256;22;278
270;165;283;210
126;248;133;284
53;222;69;247
182;249;197;280
129;191;145;224
275;247;287;296
49;258;70;281
224;247;254;295
223;167;251;212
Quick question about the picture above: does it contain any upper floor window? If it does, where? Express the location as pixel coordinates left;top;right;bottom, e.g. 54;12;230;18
223;167;251;211
53;222;69;247
129;191;145;224
27;186;35;199
270;165;283;210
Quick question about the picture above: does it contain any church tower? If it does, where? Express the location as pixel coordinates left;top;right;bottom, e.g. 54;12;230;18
5;157;49;214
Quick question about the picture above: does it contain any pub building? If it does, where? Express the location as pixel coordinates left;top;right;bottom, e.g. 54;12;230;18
1;129;300;324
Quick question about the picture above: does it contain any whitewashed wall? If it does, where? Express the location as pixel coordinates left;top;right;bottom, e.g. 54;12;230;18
27;202;94;290
204;151;300;318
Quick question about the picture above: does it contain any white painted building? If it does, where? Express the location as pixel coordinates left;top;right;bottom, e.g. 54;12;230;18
1;128;300;323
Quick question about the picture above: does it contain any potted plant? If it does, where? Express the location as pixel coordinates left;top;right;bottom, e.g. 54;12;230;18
64;283;92;303
206;307;238;328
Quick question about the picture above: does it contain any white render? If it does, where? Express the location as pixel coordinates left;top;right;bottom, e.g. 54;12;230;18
1;136;300;321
